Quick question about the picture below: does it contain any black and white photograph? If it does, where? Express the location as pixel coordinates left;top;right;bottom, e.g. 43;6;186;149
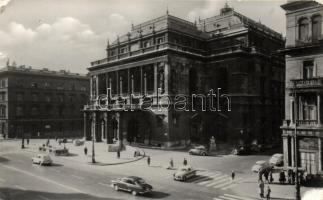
0;0;322;199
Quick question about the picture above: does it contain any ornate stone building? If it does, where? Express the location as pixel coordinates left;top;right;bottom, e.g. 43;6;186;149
84;5;285;147
281;0;323;175
0;65;89;139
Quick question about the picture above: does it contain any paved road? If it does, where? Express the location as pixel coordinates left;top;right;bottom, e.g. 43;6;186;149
0;141;273;200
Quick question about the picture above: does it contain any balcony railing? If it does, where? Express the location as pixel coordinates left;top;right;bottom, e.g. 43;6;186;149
286;35;323;48
296;119;318;126
291;77;323;89
90;43;207;67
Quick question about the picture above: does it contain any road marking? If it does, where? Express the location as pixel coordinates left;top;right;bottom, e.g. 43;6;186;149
14;185;26;190
221;178;243;190
38;195;51;200
71;175;85;180
205;176;230;187
189;172;214;182
0;163;85;194
198;174;226;185
220;194;256;200
209;177;231;187
98;182;110;187
50;169;60;173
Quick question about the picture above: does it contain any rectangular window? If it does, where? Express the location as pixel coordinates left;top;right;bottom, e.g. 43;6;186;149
303;60;314;79
156;37;165;44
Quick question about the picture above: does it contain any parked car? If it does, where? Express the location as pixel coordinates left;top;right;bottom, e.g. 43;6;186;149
32;154;52;165
232;145;251;155
188;145;208;156
52;148;69;156
269;153;284;166
251;160;272;173
111;176;153;196
173;165;196;181
73;139;84;146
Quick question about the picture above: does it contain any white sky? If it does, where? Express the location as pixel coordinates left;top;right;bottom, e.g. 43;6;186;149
0;0;314;73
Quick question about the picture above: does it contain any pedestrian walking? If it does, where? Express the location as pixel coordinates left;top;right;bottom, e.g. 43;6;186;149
26;138;30;145
46;139;50;146
231;170;235;181
147;156;151;166
269;171;274;184
258;180;264;198
170;158;174;169
117;150;120;159
84;146;88;155
266;185;271;200
183;158;187;166
264;170;269;183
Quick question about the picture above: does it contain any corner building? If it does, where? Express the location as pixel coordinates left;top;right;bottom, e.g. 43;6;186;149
281;0;323;176
85;5;285;148
0;65;89;139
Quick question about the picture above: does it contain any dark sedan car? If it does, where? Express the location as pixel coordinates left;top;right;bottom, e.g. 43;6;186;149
111;176;153;196
232;145;251;155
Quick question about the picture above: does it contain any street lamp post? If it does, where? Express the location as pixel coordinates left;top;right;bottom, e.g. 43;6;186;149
92;113;96;163
293;83;301;200
21;128;25;149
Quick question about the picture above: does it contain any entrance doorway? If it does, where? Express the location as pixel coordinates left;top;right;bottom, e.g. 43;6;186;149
127;118;139;143
300;152;317;174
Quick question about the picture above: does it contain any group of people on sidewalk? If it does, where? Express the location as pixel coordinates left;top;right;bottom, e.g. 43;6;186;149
258;169;273;199
258;180;271;200
145;156;188;168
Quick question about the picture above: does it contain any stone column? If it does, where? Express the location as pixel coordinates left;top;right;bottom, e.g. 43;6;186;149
283;136;289;167
290;97;294;124
318;93;321;125
92;112;96;142
140;67;143;95
318;138;322;171
83;113;87;140
95;75;99;98
144;73;147;95
104;113;110;144
164;62;169;94
116;71;119;96
154;63;158;95
291;136;295;167
309;19;312;41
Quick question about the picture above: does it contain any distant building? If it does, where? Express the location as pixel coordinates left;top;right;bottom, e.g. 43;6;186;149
84;4;285;147
281;0;323;175
0;65;89;139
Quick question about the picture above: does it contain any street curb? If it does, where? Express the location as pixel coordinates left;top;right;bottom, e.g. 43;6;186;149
88;147;146;166
22;147;146;166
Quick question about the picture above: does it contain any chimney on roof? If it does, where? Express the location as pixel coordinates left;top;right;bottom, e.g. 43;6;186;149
220;2;234;16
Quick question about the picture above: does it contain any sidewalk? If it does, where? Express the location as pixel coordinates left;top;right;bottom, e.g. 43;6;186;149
231;171;319;200
24;139;145;166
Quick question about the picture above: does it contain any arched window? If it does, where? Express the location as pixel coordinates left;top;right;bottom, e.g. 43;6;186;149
299;18;309;41
312;15;322;41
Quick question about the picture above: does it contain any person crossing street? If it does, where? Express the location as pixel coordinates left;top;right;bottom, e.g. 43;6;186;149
147;156;151;166
183;158;187;166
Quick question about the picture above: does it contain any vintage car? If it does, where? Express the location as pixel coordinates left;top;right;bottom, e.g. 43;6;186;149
251;160;272;173
188;145;208;156
111;176;153;196
232;145;251;155
32;154;53;165
73;139;84;146
269;153;284;166
173;165;196;181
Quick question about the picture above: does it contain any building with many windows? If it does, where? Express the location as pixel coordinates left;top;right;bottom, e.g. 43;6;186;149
281;0;323;175
84;4;285;148
0;65;89;139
